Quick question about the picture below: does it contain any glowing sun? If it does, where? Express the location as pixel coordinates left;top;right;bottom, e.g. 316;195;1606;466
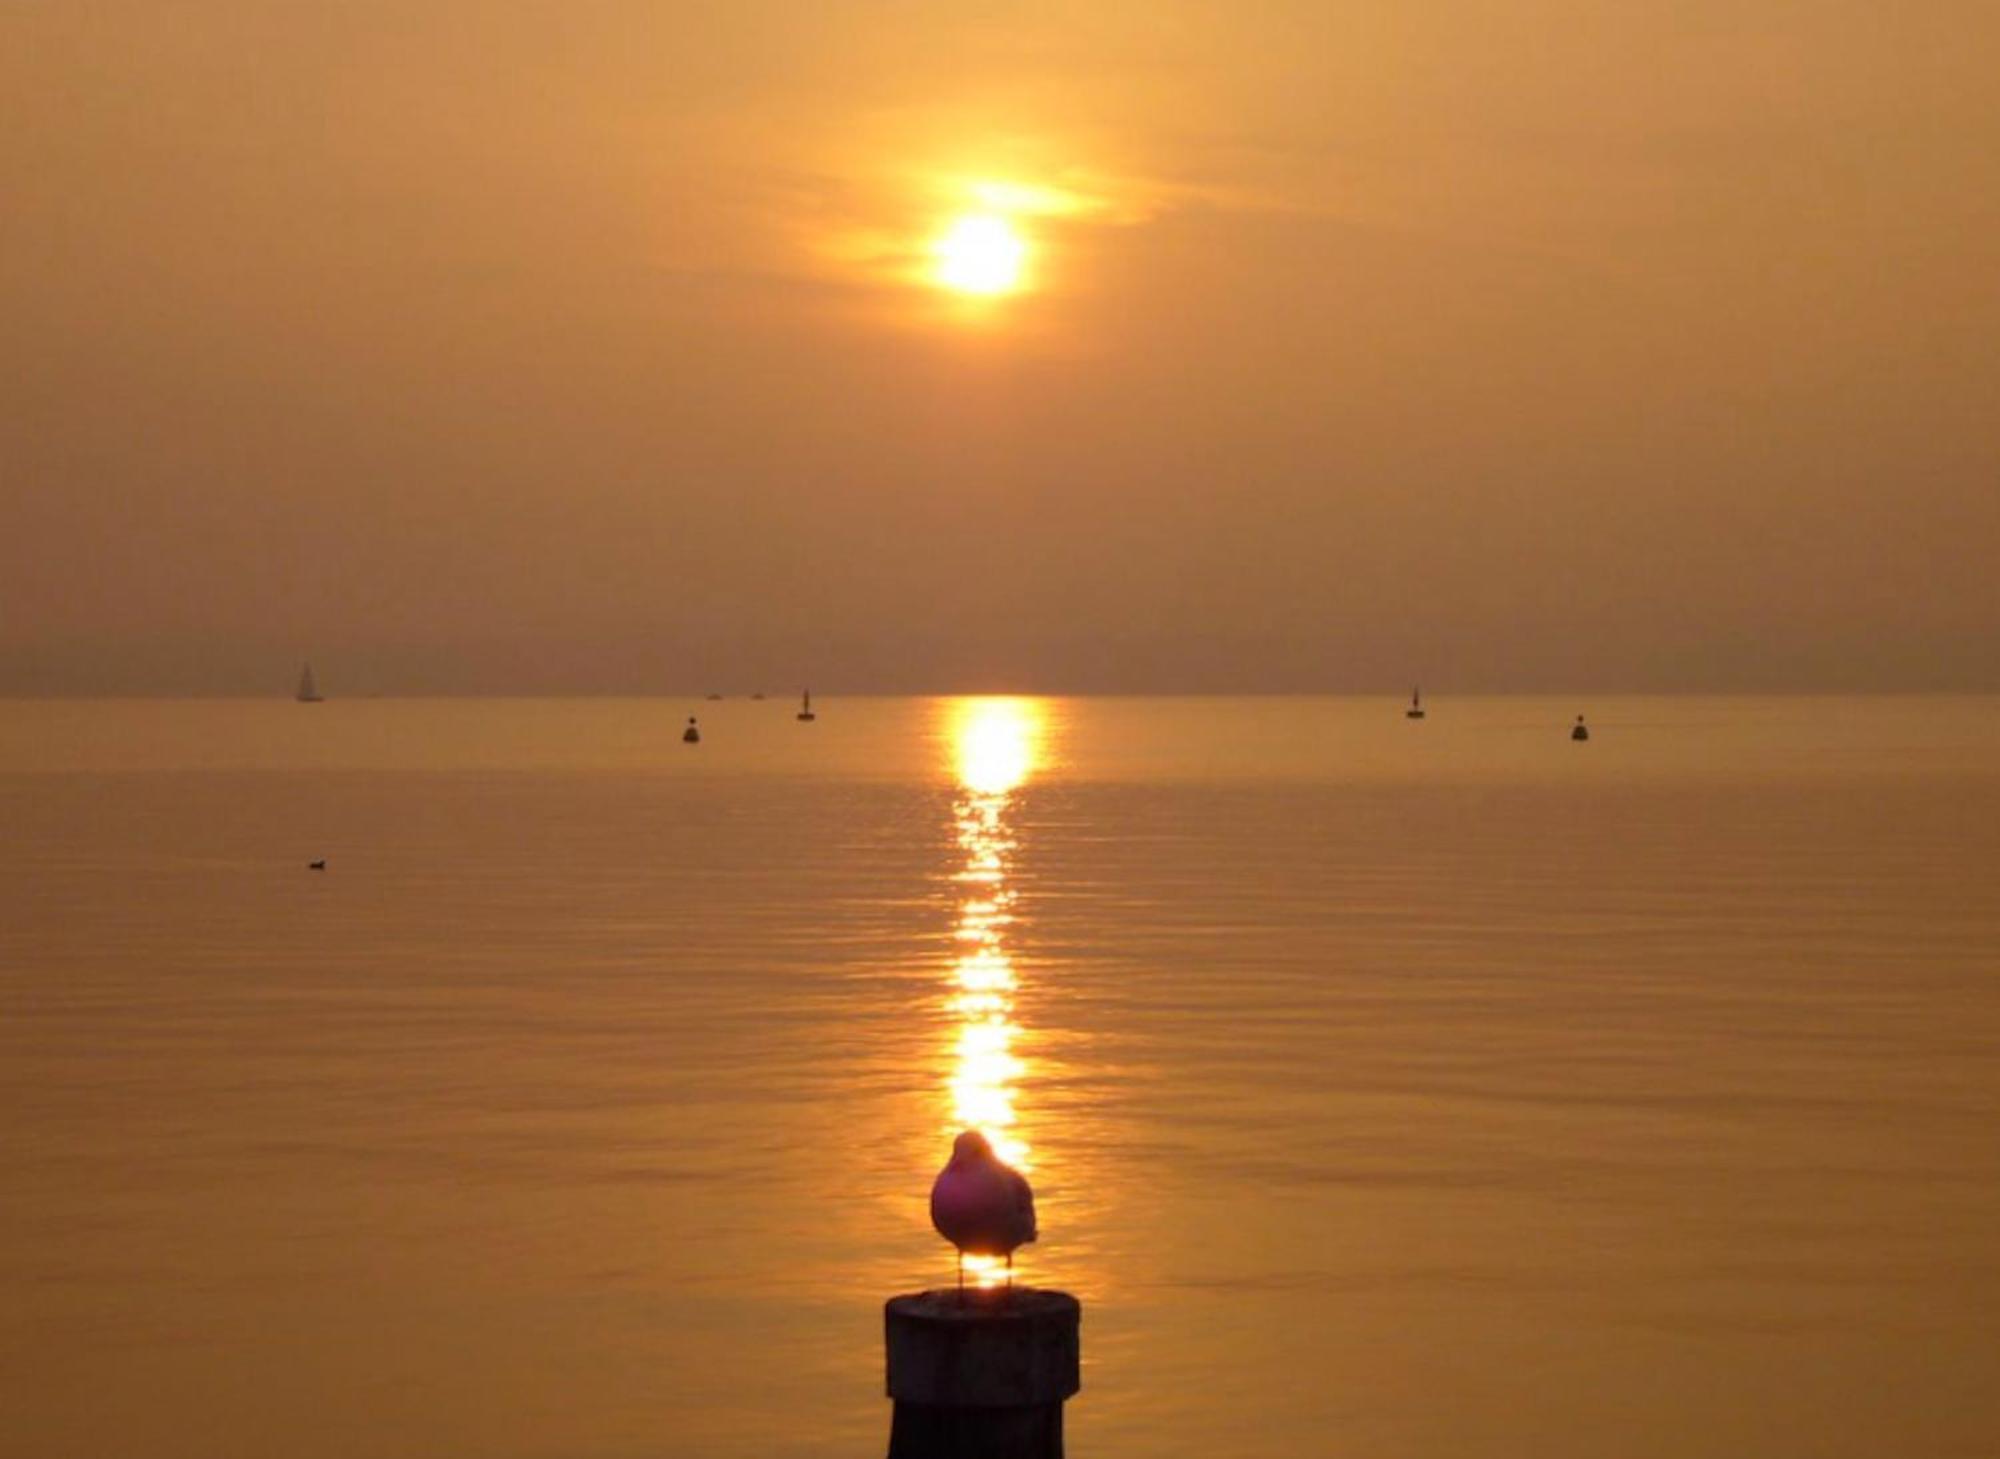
932;213;1029;296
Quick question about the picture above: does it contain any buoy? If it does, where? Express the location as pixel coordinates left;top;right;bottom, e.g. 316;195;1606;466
1571;714;1590;742
683;716;701;744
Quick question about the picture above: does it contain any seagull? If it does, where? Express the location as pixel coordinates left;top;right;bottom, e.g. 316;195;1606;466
930;1129;1037;1292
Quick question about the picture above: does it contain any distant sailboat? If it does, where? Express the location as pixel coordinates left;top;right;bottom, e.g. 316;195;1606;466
796;689;816;723
296;663;324;703
1406;687;1425;720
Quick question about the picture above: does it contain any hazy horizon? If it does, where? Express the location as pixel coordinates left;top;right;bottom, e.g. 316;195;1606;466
9;682;2000;701
5;1;1996;695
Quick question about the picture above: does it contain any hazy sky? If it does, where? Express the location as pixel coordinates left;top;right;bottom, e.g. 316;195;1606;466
3;1;1996;693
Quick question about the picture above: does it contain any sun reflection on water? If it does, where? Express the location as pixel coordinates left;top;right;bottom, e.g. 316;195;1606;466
943;698;1044;1286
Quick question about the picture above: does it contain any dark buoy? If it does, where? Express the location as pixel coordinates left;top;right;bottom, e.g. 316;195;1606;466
307;859;326;871
683;716;701;744
1572;714;1590;742
885;1288;1080;1459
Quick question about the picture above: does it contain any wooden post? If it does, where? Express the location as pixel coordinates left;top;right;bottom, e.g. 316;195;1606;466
884;1288;1081;1459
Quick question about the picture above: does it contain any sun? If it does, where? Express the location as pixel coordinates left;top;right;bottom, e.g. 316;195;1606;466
931;213;1029;296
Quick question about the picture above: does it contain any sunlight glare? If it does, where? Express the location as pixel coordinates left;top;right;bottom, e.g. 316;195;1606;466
932;213;1029;297
953;699;1041;793
938;697;1051;1283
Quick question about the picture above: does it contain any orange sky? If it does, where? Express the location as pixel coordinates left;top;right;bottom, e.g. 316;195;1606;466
3;1;1996;692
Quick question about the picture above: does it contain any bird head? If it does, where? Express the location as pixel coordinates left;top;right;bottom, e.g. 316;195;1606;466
949;1129;995;1168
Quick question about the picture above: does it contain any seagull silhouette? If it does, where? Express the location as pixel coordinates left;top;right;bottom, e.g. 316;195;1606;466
930;1129;1037;1292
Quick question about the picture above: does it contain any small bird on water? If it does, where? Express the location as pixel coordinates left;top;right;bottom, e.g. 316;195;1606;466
930;1129;1037;1292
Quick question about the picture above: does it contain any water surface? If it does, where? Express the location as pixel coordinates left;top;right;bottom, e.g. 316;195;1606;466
4;696;1998;1457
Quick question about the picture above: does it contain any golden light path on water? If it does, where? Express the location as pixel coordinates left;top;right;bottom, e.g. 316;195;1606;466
943;698;1044;1287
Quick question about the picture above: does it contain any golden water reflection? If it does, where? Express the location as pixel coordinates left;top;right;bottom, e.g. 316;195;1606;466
943;698;1044;1286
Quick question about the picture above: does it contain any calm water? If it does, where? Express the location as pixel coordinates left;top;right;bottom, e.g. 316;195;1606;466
4;696;1998;1458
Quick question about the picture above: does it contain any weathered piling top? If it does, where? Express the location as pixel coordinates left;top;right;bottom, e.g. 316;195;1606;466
885;1288;1082;1410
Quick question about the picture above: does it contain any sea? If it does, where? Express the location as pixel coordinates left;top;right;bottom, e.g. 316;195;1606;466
3;695;1997;1459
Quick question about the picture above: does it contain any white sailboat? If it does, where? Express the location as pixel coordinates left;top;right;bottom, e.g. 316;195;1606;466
296;662;324;703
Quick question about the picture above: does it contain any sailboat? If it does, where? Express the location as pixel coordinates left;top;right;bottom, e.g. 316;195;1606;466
296;663;324;703
1405;687;1425;720
796;689;816;723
